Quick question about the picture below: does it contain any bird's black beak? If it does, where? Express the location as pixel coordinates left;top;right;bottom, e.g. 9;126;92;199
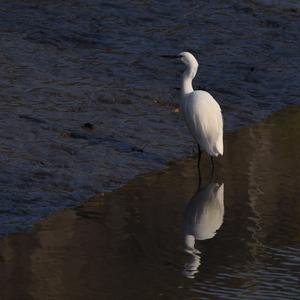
160;54;180;59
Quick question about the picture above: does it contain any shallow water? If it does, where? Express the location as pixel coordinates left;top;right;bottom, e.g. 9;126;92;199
0;106;299;299
0;0;300;235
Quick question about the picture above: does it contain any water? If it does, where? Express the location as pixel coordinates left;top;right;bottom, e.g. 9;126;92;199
0;1;299;234
0;106;299;299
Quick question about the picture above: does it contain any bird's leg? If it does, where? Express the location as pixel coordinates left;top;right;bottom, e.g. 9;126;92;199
210;156;215;178
197;165;202;191
197;145;202;170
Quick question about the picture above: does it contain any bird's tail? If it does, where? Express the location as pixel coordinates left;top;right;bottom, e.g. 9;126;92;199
215;134;223;156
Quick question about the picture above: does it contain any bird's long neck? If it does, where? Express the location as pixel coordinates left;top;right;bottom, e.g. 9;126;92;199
181;66;197;96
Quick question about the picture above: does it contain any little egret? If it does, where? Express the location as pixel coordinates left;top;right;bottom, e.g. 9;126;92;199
177;52;223;171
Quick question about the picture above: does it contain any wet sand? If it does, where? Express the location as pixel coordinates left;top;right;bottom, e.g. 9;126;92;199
0;105;299;299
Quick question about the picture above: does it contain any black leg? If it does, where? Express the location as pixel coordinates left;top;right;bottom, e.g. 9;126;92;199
210;156;215;178
197;145;202;170
197;167;202;191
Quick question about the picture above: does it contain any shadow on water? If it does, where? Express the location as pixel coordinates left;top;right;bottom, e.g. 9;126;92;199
0;106;299;299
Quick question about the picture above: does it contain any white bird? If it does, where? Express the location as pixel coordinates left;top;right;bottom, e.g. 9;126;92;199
178;52;223;170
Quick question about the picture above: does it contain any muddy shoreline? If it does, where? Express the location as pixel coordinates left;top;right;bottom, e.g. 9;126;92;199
1;0;300;235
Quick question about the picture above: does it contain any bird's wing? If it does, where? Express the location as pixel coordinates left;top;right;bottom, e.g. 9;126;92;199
187;91;223;156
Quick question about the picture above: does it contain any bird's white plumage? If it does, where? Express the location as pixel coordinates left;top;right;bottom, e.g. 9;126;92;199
179;52;223;157
181;90;223;156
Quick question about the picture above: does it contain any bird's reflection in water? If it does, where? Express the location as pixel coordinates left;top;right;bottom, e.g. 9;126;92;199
183;182;224;278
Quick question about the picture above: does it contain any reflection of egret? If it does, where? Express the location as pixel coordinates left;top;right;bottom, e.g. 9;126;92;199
182;251;201;279
183;182;224;278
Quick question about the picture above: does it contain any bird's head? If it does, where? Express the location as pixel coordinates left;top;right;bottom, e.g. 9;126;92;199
179;52;198;70
160;51;199;80
178;52;198;79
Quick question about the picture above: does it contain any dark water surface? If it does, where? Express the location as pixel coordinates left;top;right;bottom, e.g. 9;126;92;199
0;1;300;234
0;106;299;299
